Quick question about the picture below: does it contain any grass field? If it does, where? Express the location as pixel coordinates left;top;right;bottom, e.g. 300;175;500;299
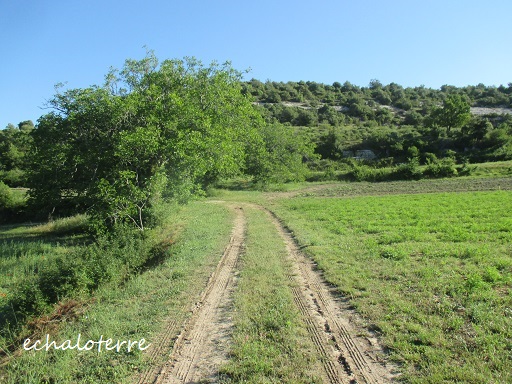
2;175;511;383
0;213;88;270
0;202;234;383
269;189;512;383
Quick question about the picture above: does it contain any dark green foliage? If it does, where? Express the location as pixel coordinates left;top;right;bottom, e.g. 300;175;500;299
462;117;493;143
293;108;318;126
243;79;512;126
4;278;47;318
392;157;424;180
423;155;458;178
403;110;424;126
318;105;340;125
246;124;318;185
0;121;33;187
315;126;345;159
1;224;153;339
243;80;511;170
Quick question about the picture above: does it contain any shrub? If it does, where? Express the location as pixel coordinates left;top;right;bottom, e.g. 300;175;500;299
349;163;375;181
423;157;458;178
5;278;47;318
352;163;395;182
391;157;422;180
1;169;26;187
38;256;86;303
2;224;154;340
457;161;477;176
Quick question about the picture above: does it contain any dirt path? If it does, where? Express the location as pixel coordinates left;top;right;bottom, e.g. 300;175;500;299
138;202;396;383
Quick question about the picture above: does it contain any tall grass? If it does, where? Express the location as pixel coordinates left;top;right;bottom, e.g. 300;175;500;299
0;216;89;348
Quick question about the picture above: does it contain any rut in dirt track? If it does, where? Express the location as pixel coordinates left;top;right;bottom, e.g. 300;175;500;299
259;205;397;384
138;205;245;384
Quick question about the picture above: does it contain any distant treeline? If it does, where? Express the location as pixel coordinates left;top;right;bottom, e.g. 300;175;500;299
244;79;512;109
241;79;512;164
243;79;512;123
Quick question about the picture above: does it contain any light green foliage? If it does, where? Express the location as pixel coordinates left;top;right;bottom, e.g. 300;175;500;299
28;52;262;229
271;191;512;383
0;181;13;209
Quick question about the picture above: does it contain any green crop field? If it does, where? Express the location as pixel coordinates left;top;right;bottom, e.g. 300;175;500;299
269;189;512;383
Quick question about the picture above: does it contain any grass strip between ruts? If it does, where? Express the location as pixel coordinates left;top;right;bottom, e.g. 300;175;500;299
220;206;324;383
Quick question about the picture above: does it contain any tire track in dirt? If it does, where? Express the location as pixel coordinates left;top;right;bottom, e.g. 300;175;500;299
136;315;187;384
259;205;397;384
137;205;245;384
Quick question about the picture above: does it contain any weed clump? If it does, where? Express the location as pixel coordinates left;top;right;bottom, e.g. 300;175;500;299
380;246;408;260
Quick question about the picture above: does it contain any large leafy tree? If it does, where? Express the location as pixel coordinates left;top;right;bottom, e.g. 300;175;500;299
428;94;471;133
28;53;262;229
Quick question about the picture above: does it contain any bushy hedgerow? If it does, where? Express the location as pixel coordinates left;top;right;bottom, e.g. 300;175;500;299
391;157;423;180
348;163;391;182
345;155;472;182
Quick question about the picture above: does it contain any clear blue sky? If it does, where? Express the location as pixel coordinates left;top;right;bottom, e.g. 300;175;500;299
1;0;511;128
